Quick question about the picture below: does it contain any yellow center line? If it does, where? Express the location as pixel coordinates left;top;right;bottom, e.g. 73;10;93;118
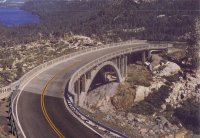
40;62;79;138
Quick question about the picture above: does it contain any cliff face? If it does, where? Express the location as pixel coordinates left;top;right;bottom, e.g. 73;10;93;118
111;83;136;111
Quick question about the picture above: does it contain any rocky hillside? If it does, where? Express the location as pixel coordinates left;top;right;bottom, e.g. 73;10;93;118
80;49;200;137
0;34;101;87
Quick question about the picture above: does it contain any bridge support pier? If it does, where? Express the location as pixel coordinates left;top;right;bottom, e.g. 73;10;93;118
112;56;127;80
120;56;124;77
79;74;87;106
124;55;127;78
74;79;81;104
86;71;91;80
81;74;86;93
147;50;152;61
117;57;121;69
142;51;146;64
142;50;152;64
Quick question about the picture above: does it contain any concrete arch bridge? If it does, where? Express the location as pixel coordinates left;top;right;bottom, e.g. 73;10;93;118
68;45;168;106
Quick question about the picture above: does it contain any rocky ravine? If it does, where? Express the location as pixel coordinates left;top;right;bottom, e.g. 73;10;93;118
81;56;200;137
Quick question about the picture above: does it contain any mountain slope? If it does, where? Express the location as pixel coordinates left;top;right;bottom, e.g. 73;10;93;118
0;0;199;46
22;0;199;41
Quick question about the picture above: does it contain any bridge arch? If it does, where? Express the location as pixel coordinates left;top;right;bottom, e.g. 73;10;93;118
84;61;123;93
77;61;124;106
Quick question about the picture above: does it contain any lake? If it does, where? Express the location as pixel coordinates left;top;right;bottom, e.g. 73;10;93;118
0;7;39;27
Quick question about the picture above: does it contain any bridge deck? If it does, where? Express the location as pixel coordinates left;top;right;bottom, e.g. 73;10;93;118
15;43;163;138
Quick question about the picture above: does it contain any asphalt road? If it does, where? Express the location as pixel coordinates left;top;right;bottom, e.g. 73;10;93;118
16;43;146;138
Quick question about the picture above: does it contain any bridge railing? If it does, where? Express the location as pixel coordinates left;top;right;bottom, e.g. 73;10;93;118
0;40;147;99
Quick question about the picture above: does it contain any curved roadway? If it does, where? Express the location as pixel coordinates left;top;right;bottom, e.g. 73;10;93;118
14;43;148;138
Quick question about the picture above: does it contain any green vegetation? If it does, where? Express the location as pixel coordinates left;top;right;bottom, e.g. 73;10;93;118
174;99;200;134
164;73;180;83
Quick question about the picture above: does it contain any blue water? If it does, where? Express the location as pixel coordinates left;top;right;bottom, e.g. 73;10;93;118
0;7;39;27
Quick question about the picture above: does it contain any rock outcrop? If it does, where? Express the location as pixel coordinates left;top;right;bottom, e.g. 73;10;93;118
111;83;136;110
155;62;181;76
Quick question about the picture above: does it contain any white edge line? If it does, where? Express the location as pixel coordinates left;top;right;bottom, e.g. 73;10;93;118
12;67;49;138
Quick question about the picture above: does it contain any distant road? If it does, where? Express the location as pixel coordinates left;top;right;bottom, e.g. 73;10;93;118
15;43;150;138
0;0;6;3
0;0;26;4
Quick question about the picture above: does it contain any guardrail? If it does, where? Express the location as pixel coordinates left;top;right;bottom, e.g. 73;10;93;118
7;92;19;138
64;93;129;138
0;40;147;100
